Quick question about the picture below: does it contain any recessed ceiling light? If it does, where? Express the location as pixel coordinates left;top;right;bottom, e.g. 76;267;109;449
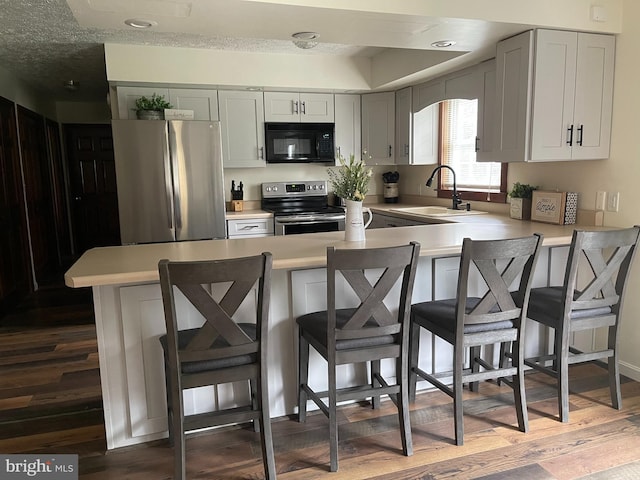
431;40;456;48
124;18;157;29
292;32;320;49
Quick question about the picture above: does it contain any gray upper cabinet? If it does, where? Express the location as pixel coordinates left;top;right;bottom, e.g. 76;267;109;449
168;89;219;121
361;91;395;165
116;86;170;120
116;87;218;120
334;94;361;163
476;59;496;162
395;87;412;165
218;90;266;168
494;29;615;162
263;92;334;122
494;31;533;162
530;30;615;161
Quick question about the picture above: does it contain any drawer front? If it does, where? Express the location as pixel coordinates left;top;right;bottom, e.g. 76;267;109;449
227;218;274;237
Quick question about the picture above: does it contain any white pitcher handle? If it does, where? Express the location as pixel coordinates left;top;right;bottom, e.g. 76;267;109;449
362;207;373;229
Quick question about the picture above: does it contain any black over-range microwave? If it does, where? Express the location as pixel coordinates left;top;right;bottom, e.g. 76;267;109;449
265;122;335;164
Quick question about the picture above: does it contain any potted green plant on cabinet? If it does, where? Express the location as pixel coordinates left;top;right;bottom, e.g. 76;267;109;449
508;182;538;220
134;94;173;120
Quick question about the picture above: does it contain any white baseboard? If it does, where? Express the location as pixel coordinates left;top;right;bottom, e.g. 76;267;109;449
620;361;640;382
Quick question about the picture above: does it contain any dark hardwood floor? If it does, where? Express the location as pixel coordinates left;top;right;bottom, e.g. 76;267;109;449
2;284;640;479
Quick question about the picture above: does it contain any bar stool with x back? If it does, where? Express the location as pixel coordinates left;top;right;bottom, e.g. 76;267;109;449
296;242;420;472
158;253;277;480
523;226;640;423
409;234;543;446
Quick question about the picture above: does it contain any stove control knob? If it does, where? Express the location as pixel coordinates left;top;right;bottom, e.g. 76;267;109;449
319;185;324;190
272;186;278;192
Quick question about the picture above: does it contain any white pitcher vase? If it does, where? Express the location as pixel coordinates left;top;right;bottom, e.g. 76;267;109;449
344;199;373;242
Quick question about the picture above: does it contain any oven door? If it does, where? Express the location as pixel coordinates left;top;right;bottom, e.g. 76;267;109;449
274;214;345;235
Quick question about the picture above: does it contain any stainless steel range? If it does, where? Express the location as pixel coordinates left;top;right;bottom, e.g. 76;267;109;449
261;180;345;235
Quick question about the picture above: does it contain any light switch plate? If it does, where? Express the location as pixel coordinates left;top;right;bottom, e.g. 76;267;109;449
596;191;606;211
606;192;620;212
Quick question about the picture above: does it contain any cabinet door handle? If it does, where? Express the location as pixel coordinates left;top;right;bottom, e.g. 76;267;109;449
566;125;574;146
241;225;260;230
259;146;264;159
337;146;341;158
301;101;306;114
388;145;392;157
577;125;584;146
475;136;480;152
404;144;409;156
294;101;299;114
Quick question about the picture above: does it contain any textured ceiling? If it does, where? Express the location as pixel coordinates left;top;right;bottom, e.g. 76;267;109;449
0;1;387;102
0;1;525;103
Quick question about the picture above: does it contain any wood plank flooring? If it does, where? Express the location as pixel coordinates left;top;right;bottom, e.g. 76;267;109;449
2;285;640;479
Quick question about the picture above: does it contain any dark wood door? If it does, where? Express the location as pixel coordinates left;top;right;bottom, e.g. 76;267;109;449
65;124;120;253
0;98;31;314
17;106;58;287
45;119;72;264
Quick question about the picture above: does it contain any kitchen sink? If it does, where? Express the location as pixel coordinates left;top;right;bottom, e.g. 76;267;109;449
390;206;487;216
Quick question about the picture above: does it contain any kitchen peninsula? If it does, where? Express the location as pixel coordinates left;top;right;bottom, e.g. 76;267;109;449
65;219;590;450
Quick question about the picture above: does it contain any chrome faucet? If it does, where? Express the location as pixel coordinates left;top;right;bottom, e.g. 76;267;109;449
425;165;463;210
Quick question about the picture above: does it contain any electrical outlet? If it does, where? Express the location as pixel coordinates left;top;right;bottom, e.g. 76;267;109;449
606;192;620;212
596;191;606;211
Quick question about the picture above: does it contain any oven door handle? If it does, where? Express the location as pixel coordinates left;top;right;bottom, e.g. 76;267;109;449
276;214;345;224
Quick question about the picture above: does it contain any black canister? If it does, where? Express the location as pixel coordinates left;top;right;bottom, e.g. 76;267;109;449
382;171;399;203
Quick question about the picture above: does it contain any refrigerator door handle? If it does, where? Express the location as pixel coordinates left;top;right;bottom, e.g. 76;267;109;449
163;127;175;230
169;123;182;231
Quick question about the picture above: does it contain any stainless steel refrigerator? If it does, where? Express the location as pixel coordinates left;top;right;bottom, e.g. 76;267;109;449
112;120;226;244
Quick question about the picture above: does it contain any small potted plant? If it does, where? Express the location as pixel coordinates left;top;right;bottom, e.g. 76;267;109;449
508;182;538;220
134;94;173;120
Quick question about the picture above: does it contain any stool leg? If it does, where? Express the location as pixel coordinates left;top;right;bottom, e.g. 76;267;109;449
371;359;381;409
557;328;570;423
469;345;480;392
298;331;310;422
512;338;529;433
608;325;622;409
329;356;339;472
453;344;464;446
250;379;260;432
258;368;277;479
398;352;413;456
409;322;421;402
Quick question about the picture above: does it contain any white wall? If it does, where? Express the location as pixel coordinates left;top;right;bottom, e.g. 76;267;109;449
105;44;372;92
56;101;111;124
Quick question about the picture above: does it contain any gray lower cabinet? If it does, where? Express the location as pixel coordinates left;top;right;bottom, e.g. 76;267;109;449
226;217;274;238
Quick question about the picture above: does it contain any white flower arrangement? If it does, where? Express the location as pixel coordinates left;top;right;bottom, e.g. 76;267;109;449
327;153;373;202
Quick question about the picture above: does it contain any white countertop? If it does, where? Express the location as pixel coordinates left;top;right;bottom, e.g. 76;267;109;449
225;209;272;219
65;217;592;288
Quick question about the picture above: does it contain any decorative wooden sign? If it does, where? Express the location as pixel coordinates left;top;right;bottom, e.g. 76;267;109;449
531;191;577;224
